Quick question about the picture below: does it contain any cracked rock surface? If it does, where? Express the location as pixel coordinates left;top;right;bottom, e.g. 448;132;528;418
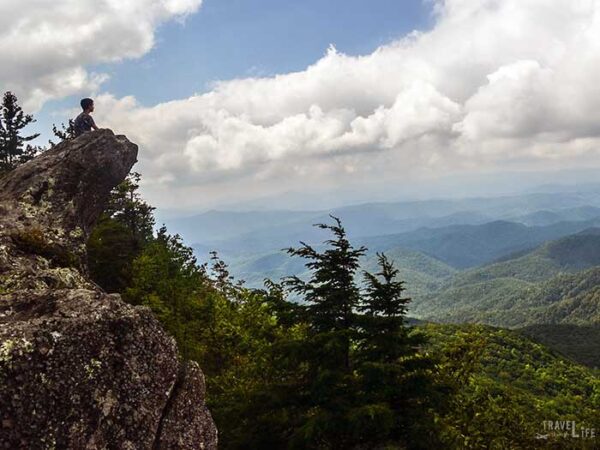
0;130;217;449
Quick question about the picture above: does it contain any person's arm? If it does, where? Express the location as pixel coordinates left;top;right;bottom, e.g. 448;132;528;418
90;116;99;131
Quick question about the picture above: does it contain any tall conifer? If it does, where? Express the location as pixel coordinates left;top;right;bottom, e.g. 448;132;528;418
0;91;40;172
285;216;366;369
360;252;412;362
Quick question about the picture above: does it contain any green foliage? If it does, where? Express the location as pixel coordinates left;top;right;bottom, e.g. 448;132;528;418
124;227;208;358
413;267;600;328
87;218;140;293
122;232;303;447
89;174;600;449
359;253;412;362
284;216;365;360
413;234;600;328
423;323;600;449
281;217;372;448
519;324;600;369
249;218;440;450
0;91;41;173
87;172;155;293
355;253;440;447
527;268;600;326
104;172;156;242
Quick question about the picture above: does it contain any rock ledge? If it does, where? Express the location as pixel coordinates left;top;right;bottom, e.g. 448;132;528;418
0;130;217;449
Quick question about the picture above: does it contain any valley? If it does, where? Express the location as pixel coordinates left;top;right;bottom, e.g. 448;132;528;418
162;186;600;371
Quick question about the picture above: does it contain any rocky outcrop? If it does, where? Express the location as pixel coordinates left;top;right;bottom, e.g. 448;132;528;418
0;130;217;449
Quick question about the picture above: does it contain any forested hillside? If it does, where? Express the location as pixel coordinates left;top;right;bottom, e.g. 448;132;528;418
411;237;600;327
447;230;600;286
519;324;600;368
84;175;600;448
422;323;599;447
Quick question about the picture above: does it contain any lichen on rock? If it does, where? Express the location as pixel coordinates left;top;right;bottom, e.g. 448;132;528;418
0;130;217;449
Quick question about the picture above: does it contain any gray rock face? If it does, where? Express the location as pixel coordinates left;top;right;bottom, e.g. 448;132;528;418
0;130;217;449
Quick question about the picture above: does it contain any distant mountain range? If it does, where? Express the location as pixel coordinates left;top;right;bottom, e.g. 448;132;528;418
158;187;600;434
160;190;600;339
167;190;600;255
356;219;600;269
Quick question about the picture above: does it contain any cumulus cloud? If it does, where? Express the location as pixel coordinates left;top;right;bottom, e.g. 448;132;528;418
8;0;600;209
87;0;600;208
0;0;202;110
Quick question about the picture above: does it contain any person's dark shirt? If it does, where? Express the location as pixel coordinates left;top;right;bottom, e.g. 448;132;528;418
73;112;96;137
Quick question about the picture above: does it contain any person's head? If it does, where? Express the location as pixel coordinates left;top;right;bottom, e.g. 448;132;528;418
80;98;94;113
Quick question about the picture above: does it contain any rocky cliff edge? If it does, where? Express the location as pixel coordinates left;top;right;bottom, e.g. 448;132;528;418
0;130;217;449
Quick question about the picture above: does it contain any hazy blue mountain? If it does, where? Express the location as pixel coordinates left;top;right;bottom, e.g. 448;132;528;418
525;181;600;195
447;228;600;286
191;214;600;271
195;210;496;256
166;191;600;255
164;209;321;244
510;206;600;226
224;251;311;289
358;219;600;269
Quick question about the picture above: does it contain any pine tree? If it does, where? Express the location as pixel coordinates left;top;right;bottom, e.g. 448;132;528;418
105;172;156;243
285;216;366;369
87;172;156;293
359;252;411;362
209;251;238;296
0;91;41;172
284;216;367;447
355;253;440;448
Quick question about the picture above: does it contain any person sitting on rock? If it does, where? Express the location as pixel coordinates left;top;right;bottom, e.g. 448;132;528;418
73;98;99;137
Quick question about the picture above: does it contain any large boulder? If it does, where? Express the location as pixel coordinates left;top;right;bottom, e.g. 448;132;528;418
0;130;217;449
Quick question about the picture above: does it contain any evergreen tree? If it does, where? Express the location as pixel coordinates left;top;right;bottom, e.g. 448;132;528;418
354;253;439;447
0;91;41;172
209;251;244;296
285;216;366;355
284;216;367;448
87;172;156;293
125;226;207;359
105;172;156;243
359;252;412;363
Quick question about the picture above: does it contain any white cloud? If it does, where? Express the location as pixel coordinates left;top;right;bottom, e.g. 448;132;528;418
7;0;600;209
90;0;600;209
0;0;202;110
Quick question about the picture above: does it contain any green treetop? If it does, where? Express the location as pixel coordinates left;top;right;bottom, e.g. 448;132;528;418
0;91;41;173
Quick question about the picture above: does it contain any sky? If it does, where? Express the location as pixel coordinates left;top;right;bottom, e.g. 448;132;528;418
2;0;600;212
